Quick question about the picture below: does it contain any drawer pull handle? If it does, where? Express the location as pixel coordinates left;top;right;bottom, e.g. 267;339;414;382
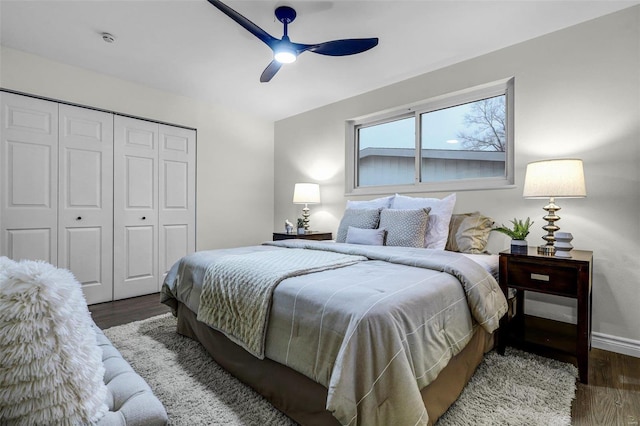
531;273;550;282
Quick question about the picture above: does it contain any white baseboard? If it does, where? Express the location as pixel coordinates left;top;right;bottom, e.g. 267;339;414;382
592;332;640;358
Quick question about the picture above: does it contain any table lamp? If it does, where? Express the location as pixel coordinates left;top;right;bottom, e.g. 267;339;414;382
293;183;320;232
522;159;586;254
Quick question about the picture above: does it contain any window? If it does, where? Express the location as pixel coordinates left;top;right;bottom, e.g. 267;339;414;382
358;116;415;186
346;78;514;195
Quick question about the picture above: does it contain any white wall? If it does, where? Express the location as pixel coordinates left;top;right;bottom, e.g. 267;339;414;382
274;7;640;355
0;46;275;250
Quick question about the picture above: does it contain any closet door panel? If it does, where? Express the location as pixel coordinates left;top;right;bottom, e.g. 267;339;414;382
64;227;101;282
126;156;154;207
8;143;52;206
6;229;52;262
162;224;188;274
58;104;113;304
159;125;195;284
114;116;158;299
1;92;58;263
125;226;155;278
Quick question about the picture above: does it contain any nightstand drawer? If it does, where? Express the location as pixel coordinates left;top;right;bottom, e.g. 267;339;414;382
508;261;577;296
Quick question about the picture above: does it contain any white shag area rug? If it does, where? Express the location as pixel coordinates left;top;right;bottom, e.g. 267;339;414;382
104;313;577;426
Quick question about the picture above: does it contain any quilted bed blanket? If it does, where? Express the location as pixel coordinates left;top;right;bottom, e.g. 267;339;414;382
162;240;507;426
197;249;365;358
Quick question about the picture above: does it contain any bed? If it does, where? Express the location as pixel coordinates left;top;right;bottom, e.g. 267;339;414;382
160;238;508;426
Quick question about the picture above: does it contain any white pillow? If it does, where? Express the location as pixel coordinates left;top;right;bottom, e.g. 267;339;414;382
345;226;386;246
391;193;457;250
346;195;394;210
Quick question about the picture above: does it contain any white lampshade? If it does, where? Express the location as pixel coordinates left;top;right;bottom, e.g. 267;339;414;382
522;159;586;199
293;183;320;204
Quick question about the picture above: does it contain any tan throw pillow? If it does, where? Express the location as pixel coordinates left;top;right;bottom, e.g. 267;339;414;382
446;212;494;253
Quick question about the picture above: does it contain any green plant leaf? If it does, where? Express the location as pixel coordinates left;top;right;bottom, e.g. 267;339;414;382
492;217;534;240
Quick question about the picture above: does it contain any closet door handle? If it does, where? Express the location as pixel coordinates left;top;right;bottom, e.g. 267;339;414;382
76;216;82;220
141;216;146;220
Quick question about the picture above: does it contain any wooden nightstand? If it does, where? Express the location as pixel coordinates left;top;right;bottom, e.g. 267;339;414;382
497;247;593;384
273;231;333;241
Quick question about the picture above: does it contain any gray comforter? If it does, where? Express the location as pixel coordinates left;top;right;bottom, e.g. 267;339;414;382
197;248;366;359
161;240;508;426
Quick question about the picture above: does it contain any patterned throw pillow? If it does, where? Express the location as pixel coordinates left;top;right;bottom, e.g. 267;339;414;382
345;226;386;246
378;208;430;248
336;208;382;243
446;212;494;253
391;193;456;250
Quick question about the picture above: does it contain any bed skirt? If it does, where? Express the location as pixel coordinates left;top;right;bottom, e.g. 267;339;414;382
175;302;493;426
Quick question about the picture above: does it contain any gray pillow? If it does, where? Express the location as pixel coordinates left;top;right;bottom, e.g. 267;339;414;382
391;193;456;250
336;208;382;243
345;226;386;246
379;208;430;248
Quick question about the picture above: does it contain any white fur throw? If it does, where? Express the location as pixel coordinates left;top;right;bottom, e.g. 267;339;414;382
0;257;108;425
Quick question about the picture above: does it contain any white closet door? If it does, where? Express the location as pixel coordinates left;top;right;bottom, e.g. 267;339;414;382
58;104;113;304
158;125;196;285
0;92;59;264
113;116;158;299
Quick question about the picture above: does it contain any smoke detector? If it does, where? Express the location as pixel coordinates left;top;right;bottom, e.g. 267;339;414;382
102;32;115;43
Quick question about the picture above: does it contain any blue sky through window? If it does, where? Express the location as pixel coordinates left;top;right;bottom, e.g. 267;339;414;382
359;105;476;151
359;117;415;150
359;96;505;152
422;103;475;151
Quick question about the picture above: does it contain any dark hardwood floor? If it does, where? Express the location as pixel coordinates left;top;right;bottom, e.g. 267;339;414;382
89;292;171;329
573;348;640;426
91;293;640;425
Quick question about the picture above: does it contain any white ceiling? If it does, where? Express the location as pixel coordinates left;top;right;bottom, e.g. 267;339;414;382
1;1;637;121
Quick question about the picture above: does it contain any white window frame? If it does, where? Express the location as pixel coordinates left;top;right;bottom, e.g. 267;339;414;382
345;78;515;196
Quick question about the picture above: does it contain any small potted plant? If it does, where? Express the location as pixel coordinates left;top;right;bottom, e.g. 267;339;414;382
493;217;533;254
297;218;305;235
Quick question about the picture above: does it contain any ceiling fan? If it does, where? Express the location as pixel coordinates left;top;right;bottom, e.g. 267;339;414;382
207;0;379;82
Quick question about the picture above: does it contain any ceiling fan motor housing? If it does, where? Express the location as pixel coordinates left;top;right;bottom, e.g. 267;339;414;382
275;6;296;24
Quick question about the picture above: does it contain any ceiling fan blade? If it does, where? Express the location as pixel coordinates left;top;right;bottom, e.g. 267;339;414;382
260;61;283;83
207;0;278;49
295;38;379;56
